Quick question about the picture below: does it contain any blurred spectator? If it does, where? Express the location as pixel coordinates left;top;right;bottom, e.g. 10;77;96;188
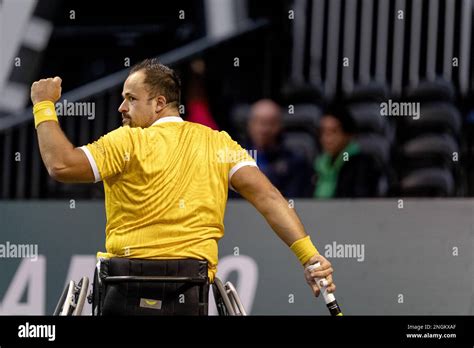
245;99;313;197
184;58;219;130
313;104;381;198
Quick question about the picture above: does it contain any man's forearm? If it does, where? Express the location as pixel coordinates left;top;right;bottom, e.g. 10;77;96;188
232;166;319;265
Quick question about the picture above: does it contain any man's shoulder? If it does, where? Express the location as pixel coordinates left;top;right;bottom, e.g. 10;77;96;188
184;121;229;140
102;125;135;140
185;121;216;132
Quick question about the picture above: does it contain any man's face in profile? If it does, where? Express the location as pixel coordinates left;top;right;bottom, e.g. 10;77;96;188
118;70;158;128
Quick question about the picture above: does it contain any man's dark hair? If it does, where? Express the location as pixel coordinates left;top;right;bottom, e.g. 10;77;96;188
130;58;181;107
323;102;357;134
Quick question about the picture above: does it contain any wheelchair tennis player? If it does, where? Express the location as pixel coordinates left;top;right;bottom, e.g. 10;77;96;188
31;58;337;315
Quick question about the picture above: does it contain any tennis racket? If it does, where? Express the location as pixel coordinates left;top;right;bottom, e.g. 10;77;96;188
306;262;343;316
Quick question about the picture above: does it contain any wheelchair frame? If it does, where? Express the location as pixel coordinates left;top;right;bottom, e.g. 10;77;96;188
53;277;89;316
54;274;246;316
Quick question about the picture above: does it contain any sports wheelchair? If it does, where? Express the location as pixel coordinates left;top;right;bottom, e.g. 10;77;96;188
54;268;246;316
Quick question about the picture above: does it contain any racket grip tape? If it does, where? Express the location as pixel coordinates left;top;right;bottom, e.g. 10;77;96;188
306;262;343;316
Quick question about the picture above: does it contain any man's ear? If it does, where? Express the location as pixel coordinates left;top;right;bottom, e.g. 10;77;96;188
155;95;167;113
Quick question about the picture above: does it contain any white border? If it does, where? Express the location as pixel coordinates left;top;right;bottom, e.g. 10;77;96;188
79;146;102;183
151;116;184;126
228;161;258;192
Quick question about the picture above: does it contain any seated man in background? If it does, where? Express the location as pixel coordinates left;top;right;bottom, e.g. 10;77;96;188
245;99;313;198
313;104;381;198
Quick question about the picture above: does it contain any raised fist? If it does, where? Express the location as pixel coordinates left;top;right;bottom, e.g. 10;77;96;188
31;76;62;105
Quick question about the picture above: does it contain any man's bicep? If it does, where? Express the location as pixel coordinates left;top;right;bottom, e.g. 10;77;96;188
230;165;277;203
53;147;96;183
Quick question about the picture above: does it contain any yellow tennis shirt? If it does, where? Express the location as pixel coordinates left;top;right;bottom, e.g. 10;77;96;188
80;116;257;282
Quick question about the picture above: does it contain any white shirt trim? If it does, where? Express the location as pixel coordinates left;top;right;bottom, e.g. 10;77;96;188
151;116;184;126
79;146;102;183
228;161;258;192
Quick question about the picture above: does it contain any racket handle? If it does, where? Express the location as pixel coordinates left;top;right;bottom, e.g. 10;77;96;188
306;262;343;316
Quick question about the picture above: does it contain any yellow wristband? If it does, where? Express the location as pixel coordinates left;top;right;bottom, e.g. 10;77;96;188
290;235;319;265
33;101;58;128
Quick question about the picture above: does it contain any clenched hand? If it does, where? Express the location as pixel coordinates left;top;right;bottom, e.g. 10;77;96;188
31;77;62;105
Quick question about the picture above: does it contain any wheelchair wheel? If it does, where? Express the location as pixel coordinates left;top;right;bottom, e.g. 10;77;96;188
53;281;73;315
212;278;236;316
225;281;247;315
53;277;90;316
73;277;89;315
